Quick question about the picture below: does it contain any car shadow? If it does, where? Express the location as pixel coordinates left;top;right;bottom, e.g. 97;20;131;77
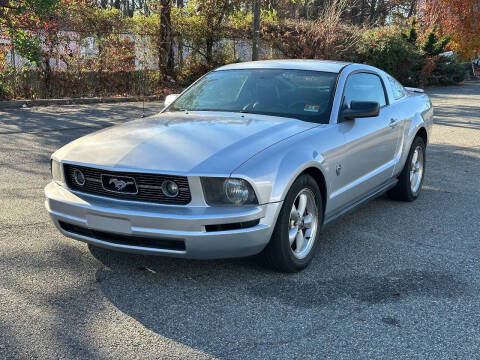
88;241;469;357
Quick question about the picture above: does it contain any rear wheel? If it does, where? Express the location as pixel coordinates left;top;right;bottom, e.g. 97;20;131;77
257;174;322;273
388;136;426;201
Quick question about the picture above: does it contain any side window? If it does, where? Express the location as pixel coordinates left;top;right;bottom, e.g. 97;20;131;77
388;75;407;100
343;73;387;108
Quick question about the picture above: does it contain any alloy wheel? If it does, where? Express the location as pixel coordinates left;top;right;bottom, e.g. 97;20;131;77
288;188;318;259
410;145;424;194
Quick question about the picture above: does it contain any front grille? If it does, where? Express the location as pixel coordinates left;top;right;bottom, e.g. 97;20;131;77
64;164;191;205
59;221;186;251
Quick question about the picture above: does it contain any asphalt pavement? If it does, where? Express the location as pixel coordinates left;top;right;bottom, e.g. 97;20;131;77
0;82;479;359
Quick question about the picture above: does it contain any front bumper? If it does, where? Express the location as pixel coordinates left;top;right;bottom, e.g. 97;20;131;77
45;182;281;259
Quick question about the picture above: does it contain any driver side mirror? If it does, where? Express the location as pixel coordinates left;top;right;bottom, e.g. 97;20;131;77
340;101;380;122
164;94;180;108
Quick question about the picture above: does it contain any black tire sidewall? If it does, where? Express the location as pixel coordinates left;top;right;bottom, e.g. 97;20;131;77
405;137;426;200
273;174;323;271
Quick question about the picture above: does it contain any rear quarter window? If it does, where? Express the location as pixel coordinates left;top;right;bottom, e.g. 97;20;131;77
388;76;407;100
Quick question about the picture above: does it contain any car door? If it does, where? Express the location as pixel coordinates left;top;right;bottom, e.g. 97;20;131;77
386;74;412;174
331;72;401;209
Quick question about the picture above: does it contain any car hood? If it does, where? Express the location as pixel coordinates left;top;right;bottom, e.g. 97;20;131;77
54;111;317;174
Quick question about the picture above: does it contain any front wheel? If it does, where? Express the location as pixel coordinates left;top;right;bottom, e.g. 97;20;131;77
257;174;322;273
388;136;426;201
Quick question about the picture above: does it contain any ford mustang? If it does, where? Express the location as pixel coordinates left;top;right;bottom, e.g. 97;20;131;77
45;60;433;272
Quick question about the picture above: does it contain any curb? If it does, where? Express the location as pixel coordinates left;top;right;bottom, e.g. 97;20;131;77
0;95;165;109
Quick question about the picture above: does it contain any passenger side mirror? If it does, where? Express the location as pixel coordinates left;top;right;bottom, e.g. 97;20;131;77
164;94;180;108
340;101;380;122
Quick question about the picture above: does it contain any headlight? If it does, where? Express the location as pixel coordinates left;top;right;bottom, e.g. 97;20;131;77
51;159;64;185
201;177;258;206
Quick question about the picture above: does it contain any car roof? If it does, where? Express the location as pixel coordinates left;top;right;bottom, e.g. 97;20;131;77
216;59;352;73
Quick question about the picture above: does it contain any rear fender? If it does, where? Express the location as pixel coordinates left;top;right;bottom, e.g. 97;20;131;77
396;96;433;174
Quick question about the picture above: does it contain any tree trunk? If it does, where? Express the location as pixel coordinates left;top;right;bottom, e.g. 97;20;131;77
176;0;184;69
407;0;417;17
374;0;385;24
369;0;377;23
359;0;366;24
158;0;174;74
206;37;214;64
252;0;261;61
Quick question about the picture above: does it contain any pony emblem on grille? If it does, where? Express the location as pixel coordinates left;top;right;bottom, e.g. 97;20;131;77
109;178;134;191
100;174;138;194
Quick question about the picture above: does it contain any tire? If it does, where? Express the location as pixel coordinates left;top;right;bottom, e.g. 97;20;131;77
387;136;426;202
257;174;323;273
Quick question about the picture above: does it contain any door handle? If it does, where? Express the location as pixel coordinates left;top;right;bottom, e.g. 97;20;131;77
389;118;398;128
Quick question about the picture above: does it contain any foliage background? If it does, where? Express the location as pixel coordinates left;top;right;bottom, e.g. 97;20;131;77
0;0;477;100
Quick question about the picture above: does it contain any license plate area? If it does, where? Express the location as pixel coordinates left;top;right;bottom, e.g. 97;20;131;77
86;214;131;234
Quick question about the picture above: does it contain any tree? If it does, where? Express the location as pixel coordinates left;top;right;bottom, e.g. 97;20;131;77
252;0;260;60
419;0;480;59
404;16;417;43
172;0;243;65
176;0;184;68
157;0;174;73
0;0;59;65
421;25;451;56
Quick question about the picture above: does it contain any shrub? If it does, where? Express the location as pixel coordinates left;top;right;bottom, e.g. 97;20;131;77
176;50;239;87
356;26;423;86
419;27;467;86
0;82;13;100
261;19;360;61
421;55;467;86
356;25;467;87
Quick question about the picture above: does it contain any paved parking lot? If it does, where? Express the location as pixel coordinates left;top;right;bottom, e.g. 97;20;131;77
1;82;479;359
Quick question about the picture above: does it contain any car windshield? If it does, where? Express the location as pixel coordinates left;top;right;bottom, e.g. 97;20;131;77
168;69;338;123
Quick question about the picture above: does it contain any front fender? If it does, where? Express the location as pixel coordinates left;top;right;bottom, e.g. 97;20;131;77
272;156;327;203
231;129;333;205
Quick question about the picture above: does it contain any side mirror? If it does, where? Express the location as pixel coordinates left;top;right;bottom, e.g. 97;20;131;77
164;94;180;108
340;101;380;122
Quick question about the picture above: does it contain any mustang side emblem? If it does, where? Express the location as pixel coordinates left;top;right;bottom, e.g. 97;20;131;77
109;178;134;191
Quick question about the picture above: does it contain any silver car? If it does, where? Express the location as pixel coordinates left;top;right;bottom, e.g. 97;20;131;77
45;60;433;272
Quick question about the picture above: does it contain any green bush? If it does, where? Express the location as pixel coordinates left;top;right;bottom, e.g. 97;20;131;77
356;27;423;86
0;82;13;100
355;25;467;87
422;56;468;86
176;50;239;87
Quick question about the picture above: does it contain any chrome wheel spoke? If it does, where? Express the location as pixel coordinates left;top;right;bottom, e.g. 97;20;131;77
410;146;424;193
289;227;298;245
297;194;307;217
290;205;299;221
295;229;304;252
303;214;313;228
411;150;418;168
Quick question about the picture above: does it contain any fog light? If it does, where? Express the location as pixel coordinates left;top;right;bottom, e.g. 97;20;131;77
162;180;179;197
